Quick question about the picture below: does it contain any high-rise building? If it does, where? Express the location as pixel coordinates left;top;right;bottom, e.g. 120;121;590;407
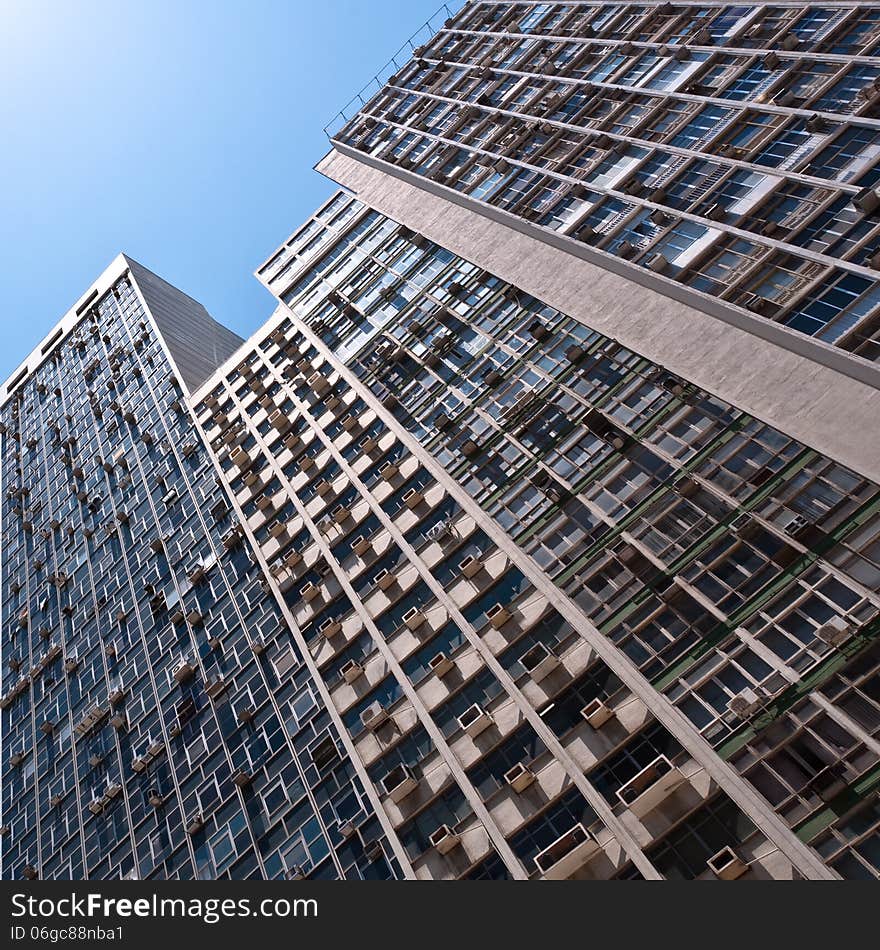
4;2;880;882
0;256;402;881
322;0;880;482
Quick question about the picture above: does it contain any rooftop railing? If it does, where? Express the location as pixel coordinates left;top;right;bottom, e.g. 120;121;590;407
323;3;458;139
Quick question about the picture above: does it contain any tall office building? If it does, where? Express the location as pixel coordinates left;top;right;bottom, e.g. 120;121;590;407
3;1;880;882
0;257;402;881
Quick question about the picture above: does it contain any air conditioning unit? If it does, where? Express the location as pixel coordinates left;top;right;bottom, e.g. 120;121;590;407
360;701;389;732
707;846;749;880
88;797;105;815
486;603;511;629
352;535;372;556
332;504;351;524
727;687;767;720
581;698;614;728
458;555;482;578
307;372;331;396
108;681;126;706
505;762;536;793
784;514;810;538
815;617;852;647
238;706;255;723
205;677;228;700
359;435;379;454
402;488;424;509
10;750;26;767
186;813;205;835
458;703;493;738
374;569;395;591
853;186;880;214
535;824;599;879
50;792;64;807
131;753;149;773
269;521;288;539
528;321;549;342
402;607;425;631
381;764;419;803
617;756;685;818
315;479;333;497
429;824;461;854
428;652;455;678
286;864;306;881
319;617;342;639
229;447;252;470
148;788;164;808
249;637;266;655
23;864;38;880
88;752;104;767
188;563;207;585
379;461;399;481
340;660;364;684
519;642;560;681
300;582;321;603
332;816;357;839
172;658;196;684
268;410;291;433
232;768;253;788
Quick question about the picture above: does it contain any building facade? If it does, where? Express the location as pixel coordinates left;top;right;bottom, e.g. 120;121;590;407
0;257;402;881
188;185;878;880
3;1;880;881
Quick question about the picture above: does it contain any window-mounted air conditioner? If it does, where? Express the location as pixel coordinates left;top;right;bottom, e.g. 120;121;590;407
374;569;395;591
402;488;424;510
300;582;321;603
581;698;614;729
319;617;342;639
402;607;425;631
815;616;852;647
707;846;749;880
519;642;560;682
727;687;767;720
486;603;511;629
534;824;599;879
428;824;461;855
616;755;685;818
457;703;493;738
360;701;389;732
172;658;196;684
504;762;536;793
340;660;364;684
381;764;418;803
352;535;372;556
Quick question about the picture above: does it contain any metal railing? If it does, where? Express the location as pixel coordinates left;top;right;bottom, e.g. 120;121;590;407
323;3;459;139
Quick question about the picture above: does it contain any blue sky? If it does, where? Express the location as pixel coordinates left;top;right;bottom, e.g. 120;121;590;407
0;0;456;379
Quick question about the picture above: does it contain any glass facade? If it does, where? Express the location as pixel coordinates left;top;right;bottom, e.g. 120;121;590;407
0;264;400;881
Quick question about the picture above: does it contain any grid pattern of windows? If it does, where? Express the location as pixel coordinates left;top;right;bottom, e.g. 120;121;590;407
0;268;398;882
330;1;880;362
220;188;880;879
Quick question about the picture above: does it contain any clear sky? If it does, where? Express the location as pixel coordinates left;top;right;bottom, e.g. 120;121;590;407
0;0;457;380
